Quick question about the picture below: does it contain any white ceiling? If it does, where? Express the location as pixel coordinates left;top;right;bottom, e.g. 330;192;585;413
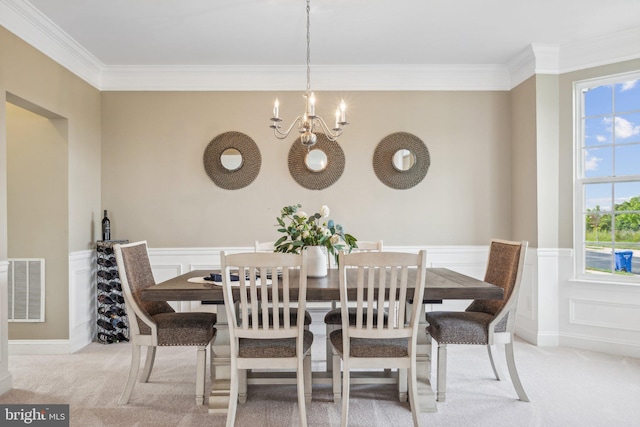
2;0;640;90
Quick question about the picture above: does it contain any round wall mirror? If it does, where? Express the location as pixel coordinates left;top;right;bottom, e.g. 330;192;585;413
288;133;345;190
392;149;416;171
221;148;243;171
305;149;328;172
373;132;430;190
203;131;261;190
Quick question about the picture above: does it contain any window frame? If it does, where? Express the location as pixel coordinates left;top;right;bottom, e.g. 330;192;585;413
574;70;640;284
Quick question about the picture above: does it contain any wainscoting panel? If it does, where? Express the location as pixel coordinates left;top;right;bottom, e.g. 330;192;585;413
68;250;95;353
20;244;640;358
570;299;640;332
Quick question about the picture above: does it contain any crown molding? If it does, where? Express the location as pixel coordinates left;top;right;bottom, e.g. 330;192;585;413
100;64;511;91
2;0;640;91
0;0;103;88
559;27;640;73
508;44;560;88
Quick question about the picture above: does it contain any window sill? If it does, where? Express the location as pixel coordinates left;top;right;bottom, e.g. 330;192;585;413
569;276;640;287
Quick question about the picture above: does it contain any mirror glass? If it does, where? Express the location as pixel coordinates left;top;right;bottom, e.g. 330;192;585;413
392;149;416;171
305;149;328;172
220;148;243;171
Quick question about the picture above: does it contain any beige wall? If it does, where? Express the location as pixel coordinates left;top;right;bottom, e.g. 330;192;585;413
6;103;69;339
101;90;515;247
510;76;538;247
0;26;102;339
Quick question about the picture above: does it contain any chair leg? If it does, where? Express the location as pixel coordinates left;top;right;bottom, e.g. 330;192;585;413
436;343;447;402
304;352;312;403
505;341;530;402
195;345;206;405
341;360;350;427
487;344;504;381
332;347;341;403
398;368;408;402
326;323;337;372
118;343;141;405
226;365;239;427
140;345;156;383
408;365;421;427
297;356;309;427
238;369;247;404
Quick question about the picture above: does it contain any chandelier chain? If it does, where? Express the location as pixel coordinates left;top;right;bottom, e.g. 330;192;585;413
306;0;311;94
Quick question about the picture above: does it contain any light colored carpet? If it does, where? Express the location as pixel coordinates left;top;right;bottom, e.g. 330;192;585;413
1;337;639;427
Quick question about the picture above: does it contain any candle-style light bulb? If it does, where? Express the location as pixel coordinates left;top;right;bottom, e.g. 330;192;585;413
335;108;340;129
309;93;316;116
340;100;346;123
273;99;280;118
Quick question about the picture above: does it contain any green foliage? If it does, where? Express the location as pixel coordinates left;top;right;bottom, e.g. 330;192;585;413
273;204;358;264
585;196;640;238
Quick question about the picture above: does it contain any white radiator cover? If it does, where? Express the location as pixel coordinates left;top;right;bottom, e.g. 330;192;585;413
7;258;45;322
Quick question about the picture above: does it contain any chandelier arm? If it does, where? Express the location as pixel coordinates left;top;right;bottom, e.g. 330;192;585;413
272;116;305;139
313;117;343;142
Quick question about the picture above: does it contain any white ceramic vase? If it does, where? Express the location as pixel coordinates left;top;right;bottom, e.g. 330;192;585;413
306;245;327;278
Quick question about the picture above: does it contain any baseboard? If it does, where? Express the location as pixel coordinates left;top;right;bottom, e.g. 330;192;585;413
514;325;538;345
560;332;640;358
9;339;74;355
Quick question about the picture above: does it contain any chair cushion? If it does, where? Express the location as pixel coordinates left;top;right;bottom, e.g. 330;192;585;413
425;311;507;345
238;330;314;358
329;329;408;358
246;308;312;327
153;312;217;346
324;307;389;326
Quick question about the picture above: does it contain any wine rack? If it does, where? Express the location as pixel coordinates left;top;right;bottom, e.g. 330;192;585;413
96;240;130;344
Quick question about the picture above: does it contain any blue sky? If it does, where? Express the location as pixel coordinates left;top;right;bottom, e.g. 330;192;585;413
583;79;640;211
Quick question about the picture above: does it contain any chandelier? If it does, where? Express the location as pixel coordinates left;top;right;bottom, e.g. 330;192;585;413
269;0;349;147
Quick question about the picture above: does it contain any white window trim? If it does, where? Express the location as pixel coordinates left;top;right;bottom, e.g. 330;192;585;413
573;70;640;284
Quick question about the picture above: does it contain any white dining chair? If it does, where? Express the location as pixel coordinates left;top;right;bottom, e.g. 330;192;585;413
330;250;427;427
324;241;383;387
425;239;530;402
113;241;217;405
220;250;313;427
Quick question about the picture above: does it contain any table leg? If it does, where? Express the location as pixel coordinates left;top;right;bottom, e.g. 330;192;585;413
209;305;231;414
415;303;437;413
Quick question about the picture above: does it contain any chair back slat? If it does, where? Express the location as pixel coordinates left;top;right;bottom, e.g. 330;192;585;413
339;251;426;340
282;270;291;329
377;267;387;329
366;267;376;329
398;266;409;327
221;251;307;341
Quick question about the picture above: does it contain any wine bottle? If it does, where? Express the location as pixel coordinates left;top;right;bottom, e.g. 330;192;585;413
102;210;111;241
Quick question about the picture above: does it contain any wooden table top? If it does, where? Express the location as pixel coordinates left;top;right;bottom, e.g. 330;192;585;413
141;268;503;303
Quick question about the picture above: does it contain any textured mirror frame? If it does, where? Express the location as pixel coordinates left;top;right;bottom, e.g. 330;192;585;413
373;132;430;189
288;133;345;190
203;131;261;190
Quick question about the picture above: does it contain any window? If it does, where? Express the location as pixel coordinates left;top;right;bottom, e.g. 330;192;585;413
575;72;640;281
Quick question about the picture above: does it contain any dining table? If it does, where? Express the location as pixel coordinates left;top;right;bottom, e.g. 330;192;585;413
141;267;503;414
